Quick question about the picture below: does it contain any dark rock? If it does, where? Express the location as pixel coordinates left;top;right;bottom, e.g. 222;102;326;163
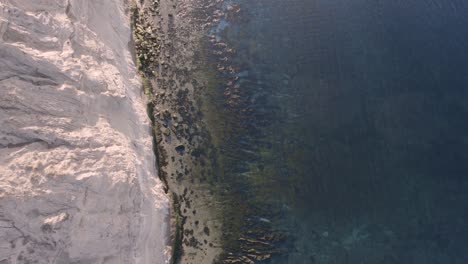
203;226;210;236
175;144;185;155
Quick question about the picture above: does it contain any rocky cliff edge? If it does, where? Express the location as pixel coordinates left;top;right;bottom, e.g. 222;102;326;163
0;1;170;263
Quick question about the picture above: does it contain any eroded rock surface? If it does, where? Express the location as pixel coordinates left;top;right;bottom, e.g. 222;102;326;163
0;1;170;263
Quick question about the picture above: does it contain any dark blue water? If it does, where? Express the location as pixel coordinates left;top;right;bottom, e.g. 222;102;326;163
199;0;468;263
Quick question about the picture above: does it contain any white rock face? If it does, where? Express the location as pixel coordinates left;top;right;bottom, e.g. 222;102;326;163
0;1;170;263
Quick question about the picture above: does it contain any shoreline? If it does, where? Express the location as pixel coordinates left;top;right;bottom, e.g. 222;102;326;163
132;1;224;263
132;0;286;263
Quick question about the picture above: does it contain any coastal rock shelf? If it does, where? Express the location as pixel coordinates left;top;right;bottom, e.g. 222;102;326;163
134;0;288;263
134;0;226;263
0;1;170;263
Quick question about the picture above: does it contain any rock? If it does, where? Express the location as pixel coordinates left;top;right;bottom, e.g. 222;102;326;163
0;1;170;263
204;226;210;236
175;144;185;155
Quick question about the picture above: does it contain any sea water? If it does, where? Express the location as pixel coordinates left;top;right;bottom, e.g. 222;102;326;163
191;0;468;262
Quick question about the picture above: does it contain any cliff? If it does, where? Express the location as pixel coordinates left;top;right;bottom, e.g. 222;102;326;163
0;1;170;263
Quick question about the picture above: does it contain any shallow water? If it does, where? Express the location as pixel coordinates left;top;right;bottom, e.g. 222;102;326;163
173;0;468;262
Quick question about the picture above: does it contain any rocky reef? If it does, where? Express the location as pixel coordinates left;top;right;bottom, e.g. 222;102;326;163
0;1;170;263
131;0;289;263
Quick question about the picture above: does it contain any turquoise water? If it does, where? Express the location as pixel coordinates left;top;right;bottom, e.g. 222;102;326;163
193;0;468;262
